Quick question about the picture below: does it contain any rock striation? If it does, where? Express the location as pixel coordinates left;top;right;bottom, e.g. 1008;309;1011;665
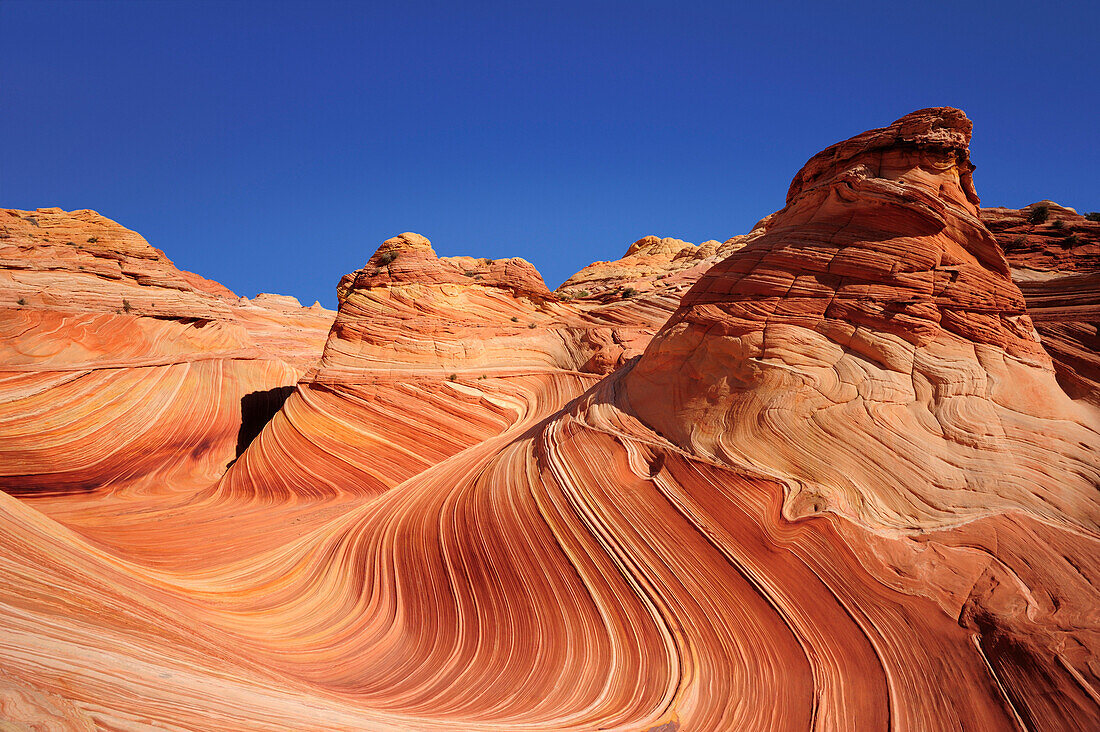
214;231;690;501
0;208;334;498
557;229;768;302
982;202;1100;402
0;110;1097;731
627;107;1098;529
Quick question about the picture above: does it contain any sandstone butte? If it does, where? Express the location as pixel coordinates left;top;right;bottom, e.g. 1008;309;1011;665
0;108;1097;731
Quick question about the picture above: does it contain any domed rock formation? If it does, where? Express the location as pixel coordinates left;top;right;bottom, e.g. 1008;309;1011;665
0;208;334;499
625;107;1098;531
982;202;1100;402
213;232;687;501
557;229;767;302
0;111;1096;731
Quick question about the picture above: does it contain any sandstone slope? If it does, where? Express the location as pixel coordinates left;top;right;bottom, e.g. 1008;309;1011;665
0;208;334;499
213;231;687;502
983;202;1100;402
0;111;1097;731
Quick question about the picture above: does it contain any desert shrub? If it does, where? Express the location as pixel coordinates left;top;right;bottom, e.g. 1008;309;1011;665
377;251;398;266
1063;233;1081;248
87;236;98;243
527;323;537;329
24;216;39;227
447;373;457;382
122;299;133;312
621;287;637;298
510;316;519;322
575;290;590;298
463;269;478;277
1051;218;1065;230
1027;204;1050;224
1086;212;1100;222
1007;235;1027;250
17;298;26;306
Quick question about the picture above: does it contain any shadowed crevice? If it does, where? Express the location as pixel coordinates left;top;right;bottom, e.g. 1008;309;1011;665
236;386;296;458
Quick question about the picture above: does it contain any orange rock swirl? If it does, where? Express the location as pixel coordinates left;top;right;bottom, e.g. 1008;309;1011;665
0;111;1097;731
625;107;1099;531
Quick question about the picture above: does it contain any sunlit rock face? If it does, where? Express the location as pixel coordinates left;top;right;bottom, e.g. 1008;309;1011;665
626;107;1098;531
213;231;688;500
0;111;1098;731
0;208;334;497
556;229;769;303
983;202;1100;402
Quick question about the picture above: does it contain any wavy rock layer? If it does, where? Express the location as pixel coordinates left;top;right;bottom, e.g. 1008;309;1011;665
557;229;768;303
214;232;686;502
983;203;1100;402
0;208;334;498
627;108;1098;531
1;111;1098;731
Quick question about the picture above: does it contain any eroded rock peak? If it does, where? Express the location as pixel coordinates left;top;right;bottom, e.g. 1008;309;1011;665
787;106;979;207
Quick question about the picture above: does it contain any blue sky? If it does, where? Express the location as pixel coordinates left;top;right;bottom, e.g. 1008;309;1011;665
3;0;1097;307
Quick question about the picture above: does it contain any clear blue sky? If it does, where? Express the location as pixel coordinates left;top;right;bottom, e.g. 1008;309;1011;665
3;1;1097;307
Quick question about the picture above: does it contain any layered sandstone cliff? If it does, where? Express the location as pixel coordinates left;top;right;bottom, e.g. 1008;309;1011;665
0;208;334;498
213;231;691;501
982;202;1100;402
0;110;1096;731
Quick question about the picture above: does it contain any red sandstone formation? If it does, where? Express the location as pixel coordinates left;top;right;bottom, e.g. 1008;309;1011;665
0;208;334;498
0;110;1097;731
984;201;1100;272
214;231;691;502
624;108;1099;724
557;229;768;302
981;202;1100;402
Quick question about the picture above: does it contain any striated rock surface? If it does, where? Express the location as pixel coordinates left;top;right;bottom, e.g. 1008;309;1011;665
214;231;688;501
981;203;1100;402
557;228;768;302
0;208;334;498
627;108;1098;528
0;110;1097;731
985;201;1100;272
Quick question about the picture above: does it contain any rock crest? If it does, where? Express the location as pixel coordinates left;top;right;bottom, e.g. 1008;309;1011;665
626;107;1098;530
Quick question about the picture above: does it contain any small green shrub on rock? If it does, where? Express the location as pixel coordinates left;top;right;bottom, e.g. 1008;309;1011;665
1028;204;1050;224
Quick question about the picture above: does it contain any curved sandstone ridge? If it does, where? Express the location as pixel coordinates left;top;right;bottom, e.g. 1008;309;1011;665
626;107;1099;531
214;231;688;501
557;228;769;301
0;208;335;496
983;203;1100;402
0;110;1098;731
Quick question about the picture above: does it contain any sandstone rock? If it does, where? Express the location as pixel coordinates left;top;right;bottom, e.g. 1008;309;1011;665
0;208;334;497
557;230;765;301
627;107;1098;530
981;202;1100;402
215;232;678;501
0;112;1096;731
